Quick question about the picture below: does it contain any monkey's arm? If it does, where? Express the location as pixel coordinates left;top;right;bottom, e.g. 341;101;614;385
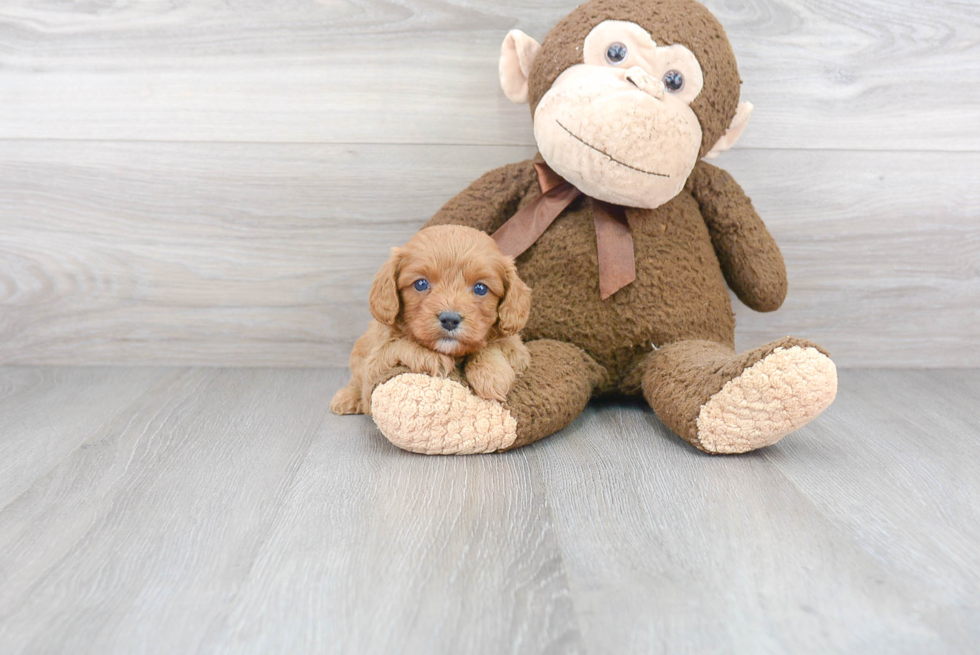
689;161;788;312
424;159;538;233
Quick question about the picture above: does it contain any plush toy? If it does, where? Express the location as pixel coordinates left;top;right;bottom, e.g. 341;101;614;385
366;0;837;455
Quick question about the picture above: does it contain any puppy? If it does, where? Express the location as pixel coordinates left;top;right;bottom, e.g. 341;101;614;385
331;225;532;415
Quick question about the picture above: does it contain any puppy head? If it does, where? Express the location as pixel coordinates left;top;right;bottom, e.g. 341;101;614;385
373;225;531;357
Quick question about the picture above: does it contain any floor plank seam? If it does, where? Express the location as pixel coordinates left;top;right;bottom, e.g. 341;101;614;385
197;412;322;647
523;447;592;655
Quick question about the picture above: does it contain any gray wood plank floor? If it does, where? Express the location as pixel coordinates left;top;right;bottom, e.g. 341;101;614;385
1;367;977;654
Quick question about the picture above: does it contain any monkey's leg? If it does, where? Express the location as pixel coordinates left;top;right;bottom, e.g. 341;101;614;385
638;337;837;454
370;340;606;455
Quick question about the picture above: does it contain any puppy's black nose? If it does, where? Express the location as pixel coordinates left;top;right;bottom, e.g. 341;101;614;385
439;312;462;332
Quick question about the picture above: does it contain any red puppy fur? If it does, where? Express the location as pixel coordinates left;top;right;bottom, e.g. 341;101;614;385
331;225;532;415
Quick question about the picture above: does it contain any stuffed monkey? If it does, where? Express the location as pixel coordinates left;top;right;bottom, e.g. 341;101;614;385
364;0;838;455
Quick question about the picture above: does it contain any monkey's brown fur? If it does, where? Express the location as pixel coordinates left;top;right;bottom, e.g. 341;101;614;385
528;0;741;158
421;154;824;449
331;225;531;415
364;0;836;453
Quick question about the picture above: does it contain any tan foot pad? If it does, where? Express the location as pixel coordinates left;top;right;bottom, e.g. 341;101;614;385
371;374;518;455
696;346;838;454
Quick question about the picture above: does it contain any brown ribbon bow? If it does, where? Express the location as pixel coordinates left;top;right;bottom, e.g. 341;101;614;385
491;162;636;300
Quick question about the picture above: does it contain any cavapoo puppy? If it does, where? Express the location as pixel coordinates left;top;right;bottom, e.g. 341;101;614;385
330;225;532;415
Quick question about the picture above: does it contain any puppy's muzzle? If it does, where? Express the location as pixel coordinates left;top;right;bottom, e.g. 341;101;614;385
438;311;462;332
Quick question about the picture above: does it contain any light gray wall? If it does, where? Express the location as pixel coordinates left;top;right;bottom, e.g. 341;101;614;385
1;0;978;367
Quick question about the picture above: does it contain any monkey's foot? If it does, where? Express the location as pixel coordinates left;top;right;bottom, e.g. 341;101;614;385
371;374;518;455
696;346;837;454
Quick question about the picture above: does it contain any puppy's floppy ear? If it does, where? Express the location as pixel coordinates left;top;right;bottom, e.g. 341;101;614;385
497;258;532;337
369;247;402;325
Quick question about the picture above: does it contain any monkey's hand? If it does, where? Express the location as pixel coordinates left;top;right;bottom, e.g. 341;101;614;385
690;161;788;312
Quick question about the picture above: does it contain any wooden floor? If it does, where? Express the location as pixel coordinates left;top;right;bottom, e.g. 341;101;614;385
0;367;977;654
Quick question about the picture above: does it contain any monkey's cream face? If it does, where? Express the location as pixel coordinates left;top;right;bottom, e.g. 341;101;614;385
533;21;705;209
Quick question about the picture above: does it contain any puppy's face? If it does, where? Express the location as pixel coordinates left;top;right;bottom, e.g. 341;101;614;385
369;225;531;357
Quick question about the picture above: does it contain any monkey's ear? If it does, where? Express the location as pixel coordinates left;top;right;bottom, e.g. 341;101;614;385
704;102;753;160
369;247;402;326
499;30;542;104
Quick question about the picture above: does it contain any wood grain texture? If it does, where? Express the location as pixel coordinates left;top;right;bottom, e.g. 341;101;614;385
0;0;978;150
1;141;977;367
527;369;980;654
1;366;978;653
0;367;581;654
0;367;170;508
763;369;980;651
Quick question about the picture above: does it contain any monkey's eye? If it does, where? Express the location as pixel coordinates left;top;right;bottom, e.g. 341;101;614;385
605;42;628;65
413;279;429;292
473;283;489;296
663;70;685;92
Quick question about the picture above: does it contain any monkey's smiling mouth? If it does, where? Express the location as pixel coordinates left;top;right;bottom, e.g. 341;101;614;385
556;120;669;179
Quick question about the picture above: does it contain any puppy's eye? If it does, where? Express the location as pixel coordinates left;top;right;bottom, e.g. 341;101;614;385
413;279;429;292
473;283;489;296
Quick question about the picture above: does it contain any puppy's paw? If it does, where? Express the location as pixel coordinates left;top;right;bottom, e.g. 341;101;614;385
431;353;457;378
495;335;531;376
330;386;363;415
465;358;516;402
510;341;531;375
402;350;456;378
